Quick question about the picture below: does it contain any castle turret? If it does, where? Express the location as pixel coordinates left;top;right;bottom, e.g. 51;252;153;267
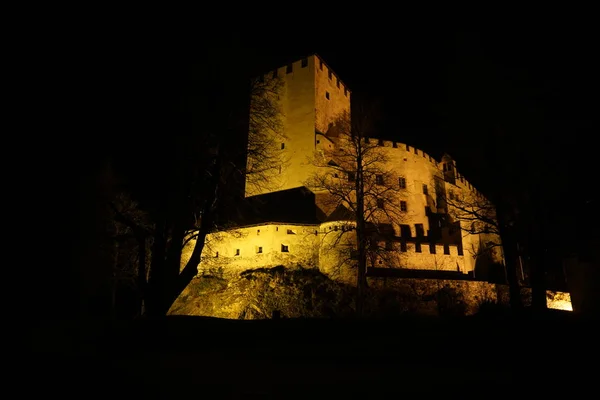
441;153;457;185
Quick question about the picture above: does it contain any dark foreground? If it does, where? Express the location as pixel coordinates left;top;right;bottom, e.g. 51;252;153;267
28;311;596;398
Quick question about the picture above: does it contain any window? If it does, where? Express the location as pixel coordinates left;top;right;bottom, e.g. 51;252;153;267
328;70;332;80
235;249;240;256
400;201;407;212
400;225;411;237
376;175;384;185
215;251;219;258
399;177;406;189
287;229;296;234
348;172;355;182
325;91;330;99
281;143;285;150
301;58;308;68
281;244;289;252
377;198;385;209
256;246;263;254
316;139;320;144
319;60;324;70
423;184;428;195
286;64;292;74
257;229;260;235
415;224;424;237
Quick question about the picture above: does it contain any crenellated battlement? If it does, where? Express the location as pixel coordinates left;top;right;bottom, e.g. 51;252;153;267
361;137;484;196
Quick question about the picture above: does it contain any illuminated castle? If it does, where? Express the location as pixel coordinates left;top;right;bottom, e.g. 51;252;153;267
182;54;505;284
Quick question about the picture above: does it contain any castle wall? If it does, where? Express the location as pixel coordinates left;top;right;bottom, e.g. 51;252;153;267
245;55;351;197
373;243;465;272
181;223;320;277
314;55;351;134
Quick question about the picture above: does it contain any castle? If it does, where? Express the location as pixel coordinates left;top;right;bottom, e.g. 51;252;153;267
181;54;507;286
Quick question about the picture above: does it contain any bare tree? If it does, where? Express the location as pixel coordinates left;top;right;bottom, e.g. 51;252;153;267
443;186;528;308
245;74;288;195
107;191;154;316
305;106;406;316
445;189;502;255
106;70;287;317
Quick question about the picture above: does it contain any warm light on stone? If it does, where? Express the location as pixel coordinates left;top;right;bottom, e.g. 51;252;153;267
186;55;506;295
546;290;573;311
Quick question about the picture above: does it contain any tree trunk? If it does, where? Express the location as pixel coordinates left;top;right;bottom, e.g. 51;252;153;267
495;203;523;311
530;256;547;312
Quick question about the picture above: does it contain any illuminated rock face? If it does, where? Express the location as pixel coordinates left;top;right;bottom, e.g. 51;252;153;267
193;55;505;282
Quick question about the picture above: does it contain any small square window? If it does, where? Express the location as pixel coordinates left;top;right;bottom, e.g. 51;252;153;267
215;251;219;258
400;201;407;212
399;177;406;189
256;246;263;254
235;249;240;256
281;143;285;150
325;91;330;100
281;244;289;252
301;58;308;68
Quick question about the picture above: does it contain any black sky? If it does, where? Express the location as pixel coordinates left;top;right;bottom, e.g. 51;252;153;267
107;22;593;194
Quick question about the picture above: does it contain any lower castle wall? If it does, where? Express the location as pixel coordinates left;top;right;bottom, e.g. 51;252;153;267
182;223;471;280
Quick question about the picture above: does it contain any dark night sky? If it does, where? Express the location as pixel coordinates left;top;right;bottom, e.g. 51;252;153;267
110;22;593;189
93;18;595;239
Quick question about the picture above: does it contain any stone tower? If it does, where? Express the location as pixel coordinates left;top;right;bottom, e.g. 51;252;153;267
244;54;351;197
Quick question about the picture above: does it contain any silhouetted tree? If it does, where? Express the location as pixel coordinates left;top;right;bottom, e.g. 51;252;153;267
108;64;286;316
305;105;407;316
443;186;524;307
